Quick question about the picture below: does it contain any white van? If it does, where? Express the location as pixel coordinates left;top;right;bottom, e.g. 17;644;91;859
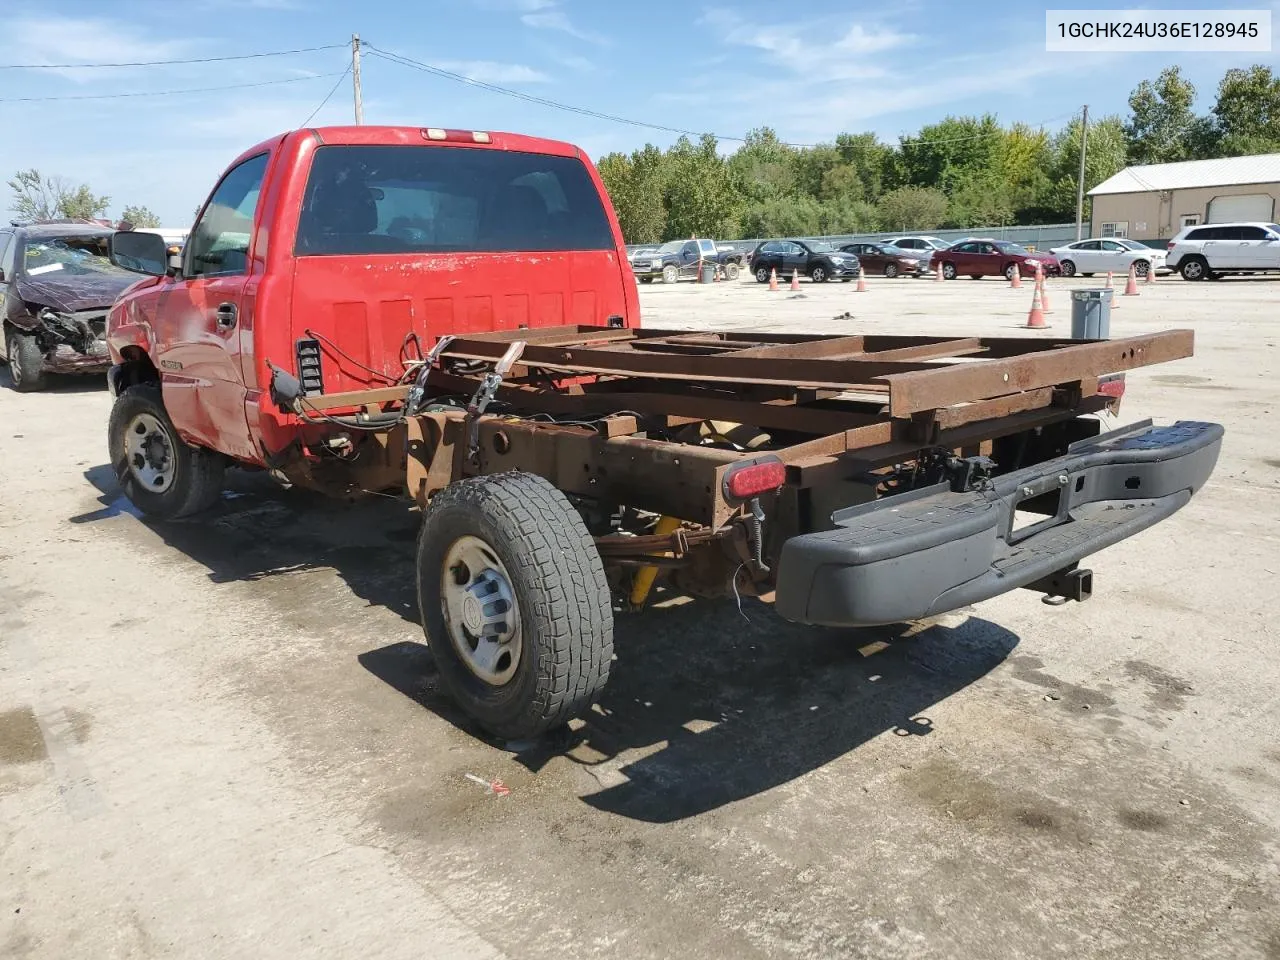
1165;221;1280;280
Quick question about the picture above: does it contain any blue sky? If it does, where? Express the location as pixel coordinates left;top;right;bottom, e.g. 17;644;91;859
1;0;1275;224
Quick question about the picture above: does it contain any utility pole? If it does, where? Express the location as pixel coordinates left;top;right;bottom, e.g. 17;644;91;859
352;34;364;125
1074;104;1089;240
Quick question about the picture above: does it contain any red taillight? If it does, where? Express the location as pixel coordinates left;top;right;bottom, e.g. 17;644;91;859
1167;240;1176;250
723;458;786;501
1098;375;1126;398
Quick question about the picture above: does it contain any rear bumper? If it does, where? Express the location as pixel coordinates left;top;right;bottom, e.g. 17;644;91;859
774;419;1223;626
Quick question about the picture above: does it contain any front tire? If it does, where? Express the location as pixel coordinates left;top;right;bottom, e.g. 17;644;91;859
755;265;771;283
639;276;654;284
107;384;226;519
418;472;613;740
662;265;678;284
5;329;46;392
883;263;899;279
809;264;829;283
942;262;957;280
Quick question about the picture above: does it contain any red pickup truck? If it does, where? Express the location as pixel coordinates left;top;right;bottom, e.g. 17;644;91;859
104;125;1221;740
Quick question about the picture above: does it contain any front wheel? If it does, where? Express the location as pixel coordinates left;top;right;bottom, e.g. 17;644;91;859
5;329;46;392
107;384;226;519
942;262;957;280
661;265;678;284
883;263;899;279
1059;260;1077;278
418;472;614;740
809;265;829;283
639;276;654;284
754;265;771;283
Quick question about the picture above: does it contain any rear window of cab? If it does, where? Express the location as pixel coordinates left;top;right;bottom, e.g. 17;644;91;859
295;144;616;255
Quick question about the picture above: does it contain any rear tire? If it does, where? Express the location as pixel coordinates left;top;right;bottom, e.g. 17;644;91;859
1134;259;1150;278
1180;256;1209;281
107;383;226;519
725;262;740;280
5;329;46;392
418;472;614;741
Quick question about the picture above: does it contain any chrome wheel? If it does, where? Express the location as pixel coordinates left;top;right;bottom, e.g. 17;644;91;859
755;266;770;283
1135;259;1150;278
811;265;827;282
1060;260;1076;277
441;535;521;686
123;412;176;493
942;262;957;280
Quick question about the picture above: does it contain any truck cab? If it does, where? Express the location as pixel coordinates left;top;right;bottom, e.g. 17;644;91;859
106;125;638;511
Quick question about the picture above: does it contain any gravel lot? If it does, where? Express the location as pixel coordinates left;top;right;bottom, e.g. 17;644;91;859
2;273;1278;959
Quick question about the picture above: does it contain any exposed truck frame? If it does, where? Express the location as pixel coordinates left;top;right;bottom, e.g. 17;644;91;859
245;321;1221;737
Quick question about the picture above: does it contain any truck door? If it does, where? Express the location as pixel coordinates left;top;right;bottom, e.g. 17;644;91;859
153;152;270;461
679;241;700;279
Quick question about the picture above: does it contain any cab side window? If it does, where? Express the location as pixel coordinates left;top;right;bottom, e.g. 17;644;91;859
185;153;270;279
0;232;12;281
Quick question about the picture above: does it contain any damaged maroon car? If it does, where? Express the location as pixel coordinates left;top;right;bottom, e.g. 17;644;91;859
1;222;142;391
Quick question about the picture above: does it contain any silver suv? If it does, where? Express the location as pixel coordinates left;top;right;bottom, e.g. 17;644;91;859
1166;221;1280;281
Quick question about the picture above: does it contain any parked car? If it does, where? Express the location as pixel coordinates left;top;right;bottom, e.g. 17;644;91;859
884;235;951;253
838;241;927;278
929;238;1060;281
1164;221;1280;281
1049;238;1167;278
630;238;730;283
749;239;860;283
0;222;141;391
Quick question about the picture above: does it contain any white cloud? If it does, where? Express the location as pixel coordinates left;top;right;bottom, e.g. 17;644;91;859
433;60;550;84
520;7;610;44
702;8;909;80
5;16;194;82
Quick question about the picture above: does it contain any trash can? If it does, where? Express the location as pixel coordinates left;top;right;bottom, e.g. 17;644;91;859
1070;288;1114;339
698;263;716;283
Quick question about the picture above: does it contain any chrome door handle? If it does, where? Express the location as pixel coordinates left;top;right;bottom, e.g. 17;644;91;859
214;302;238;328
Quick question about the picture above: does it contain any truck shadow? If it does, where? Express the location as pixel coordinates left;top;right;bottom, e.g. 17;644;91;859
77;463;1019;824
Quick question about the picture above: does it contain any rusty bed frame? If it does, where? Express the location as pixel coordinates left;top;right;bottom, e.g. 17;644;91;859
294;324;1195;540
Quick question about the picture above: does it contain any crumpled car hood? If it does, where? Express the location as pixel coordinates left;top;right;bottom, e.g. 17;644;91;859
15;270;139;313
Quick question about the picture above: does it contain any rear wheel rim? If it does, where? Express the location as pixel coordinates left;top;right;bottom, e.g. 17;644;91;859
1185;261;1203;279
1136;260;1149;277
441;535;521;686
123;412;176;493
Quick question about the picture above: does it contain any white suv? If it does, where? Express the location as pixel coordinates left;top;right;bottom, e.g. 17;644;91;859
1166;221;1280;281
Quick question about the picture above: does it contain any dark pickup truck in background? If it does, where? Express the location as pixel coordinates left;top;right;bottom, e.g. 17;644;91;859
630;237;742;282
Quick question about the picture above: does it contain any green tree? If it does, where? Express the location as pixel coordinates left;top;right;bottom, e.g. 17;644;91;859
876;186;948;231
1039;115;1129;222
597;147;667;243
9;169;67;220
819;164;864;202
663;134;741;240
834;132;892;201
946;172;1014;228
1126;66;1198;165
726;126;795;202
898;115;1004;192
1211;65;1280;155
120;204;162;228
58;184;110;220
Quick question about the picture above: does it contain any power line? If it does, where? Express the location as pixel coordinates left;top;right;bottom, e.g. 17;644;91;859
0;44;347;70
302;63;353;126
367;45;1078;152
364;45;822;148
0;72;343;103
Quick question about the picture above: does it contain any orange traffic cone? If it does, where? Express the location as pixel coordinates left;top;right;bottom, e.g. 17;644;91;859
768;267;778;291
1038;278;1053;313
1105;271;1119;308
1144;261;1156;284
1009;265;1022;289
856;272;867;293
1123;262;1140;296
934;263;945;282
1025;283;1047;328
1034;262;1045;285
790;269;800;291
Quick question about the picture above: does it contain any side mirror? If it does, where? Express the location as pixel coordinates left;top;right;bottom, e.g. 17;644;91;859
109;230;169;277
